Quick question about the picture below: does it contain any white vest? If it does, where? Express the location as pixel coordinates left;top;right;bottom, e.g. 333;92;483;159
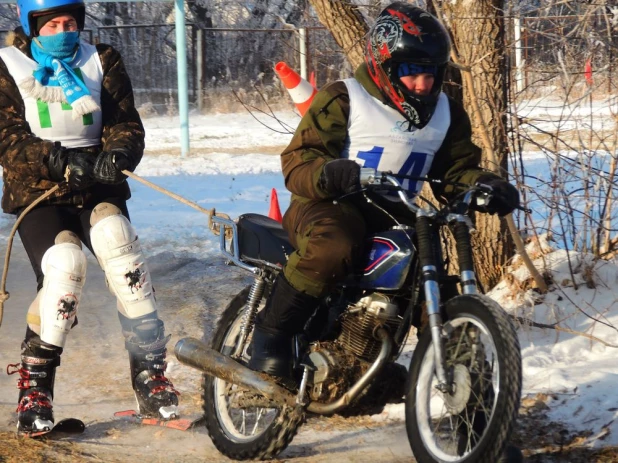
0;43;103;148
342;78;450;197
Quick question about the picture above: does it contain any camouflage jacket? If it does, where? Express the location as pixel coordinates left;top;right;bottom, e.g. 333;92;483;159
281;64;501;203
0;28;145;214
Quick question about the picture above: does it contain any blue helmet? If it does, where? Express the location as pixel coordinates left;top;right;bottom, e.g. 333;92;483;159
17;0;85;37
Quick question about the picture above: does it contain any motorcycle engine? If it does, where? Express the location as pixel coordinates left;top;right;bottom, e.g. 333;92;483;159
306;293;402;403
338;293;402;361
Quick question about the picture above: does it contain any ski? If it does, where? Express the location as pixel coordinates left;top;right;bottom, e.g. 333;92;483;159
113;410;195;431
22;417;85;439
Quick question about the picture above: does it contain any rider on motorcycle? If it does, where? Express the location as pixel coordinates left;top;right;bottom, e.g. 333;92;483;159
249;2;520;385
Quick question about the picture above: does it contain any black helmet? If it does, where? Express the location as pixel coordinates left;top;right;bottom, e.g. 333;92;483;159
364;3;451;129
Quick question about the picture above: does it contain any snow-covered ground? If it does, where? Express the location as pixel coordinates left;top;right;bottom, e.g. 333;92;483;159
0;108;617;460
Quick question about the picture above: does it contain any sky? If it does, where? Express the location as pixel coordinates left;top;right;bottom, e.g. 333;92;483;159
0;104;617;451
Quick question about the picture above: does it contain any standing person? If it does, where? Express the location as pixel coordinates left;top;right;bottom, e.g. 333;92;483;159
248;2;520;383
0;0;179;434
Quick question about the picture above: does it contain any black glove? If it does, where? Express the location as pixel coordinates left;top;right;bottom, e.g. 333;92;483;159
47;146;96;190
476;175;520;216
93;150;133;184
47;143;71;182
319;159;361;197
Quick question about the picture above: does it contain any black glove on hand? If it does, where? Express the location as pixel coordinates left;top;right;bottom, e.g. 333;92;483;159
47;145;69;182
47;146;95;190
319;159;361;197
476;175;520;216
93;150;133;184
66;154;96;190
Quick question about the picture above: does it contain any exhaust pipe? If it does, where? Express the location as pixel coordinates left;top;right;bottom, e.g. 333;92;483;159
174;337;298;408
175;329;393;415
307;327;393;415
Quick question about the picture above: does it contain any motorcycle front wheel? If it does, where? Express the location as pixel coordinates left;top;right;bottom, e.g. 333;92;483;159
202;285;304;461
405;294;522;463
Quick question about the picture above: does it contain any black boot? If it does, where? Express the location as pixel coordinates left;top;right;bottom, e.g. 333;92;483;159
10;341;61;434
248;325;295;380
123;317;179;419
248;275;319;386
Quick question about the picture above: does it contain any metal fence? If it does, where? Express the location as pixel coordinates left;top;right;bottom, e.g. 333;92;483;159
92;25;347;113
95;24;197;111
519;14;616;93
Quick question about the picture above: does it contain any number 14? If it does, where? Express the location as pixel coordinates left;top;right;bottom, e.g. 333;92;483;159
356;146;428;193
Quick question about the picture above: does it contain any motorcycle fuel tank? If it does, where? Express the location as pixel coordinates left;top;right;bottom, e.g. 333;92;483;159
357;228;415;291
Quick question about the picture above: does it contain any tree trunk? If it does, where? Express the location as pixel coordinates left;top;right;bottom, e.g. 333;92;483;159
437;0;513;289
308;0;367;69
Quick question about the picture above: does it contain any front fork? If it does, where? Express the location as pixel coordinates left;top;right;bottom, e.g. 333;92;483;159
416;213;451;392
416;212;479;393
423;270;451;392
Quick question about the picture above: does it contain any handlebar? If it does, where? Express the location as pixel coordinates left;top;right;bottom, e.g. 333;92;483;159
358;168;531;214
359;168;421;213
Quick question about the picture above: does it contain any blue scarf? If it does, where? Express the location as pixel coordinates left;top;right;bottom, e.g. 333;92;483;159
30;32;99;117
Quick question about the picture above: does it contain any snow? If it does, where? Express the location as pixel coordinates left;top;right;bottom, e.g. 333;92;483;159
489;234;618;448
0;108;617;458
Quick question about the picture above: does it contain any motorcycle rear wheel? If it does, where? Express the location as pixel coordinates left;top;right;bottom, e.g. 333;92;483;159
202;285;304;460
405;294;522;463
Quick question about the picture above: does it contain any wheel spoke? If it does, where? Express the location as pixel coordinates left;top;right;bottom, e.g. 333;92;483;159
237;410;245;435
251;408;265;435
433;399;451;435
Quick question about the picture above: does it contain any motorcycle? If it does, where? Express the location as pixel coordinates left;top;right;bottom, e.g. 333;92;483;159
175;169;523;462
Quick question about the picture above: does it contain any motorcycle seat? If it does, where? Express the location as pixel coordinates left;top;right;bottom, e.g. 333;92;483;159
236;213;293;268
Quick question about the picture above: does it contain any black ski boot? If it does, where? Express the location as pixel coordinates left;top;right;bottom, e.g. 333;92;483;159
124;317;179;419
9;342;60;434
248;275;319;388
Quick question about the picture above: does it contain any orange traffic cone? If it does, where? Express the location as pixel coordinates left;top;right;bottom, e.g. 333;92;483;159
274;61;317;116
268;188;283;223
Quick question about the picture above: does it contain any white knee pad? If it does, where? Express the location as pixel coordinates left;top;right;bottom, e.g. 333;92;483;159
37;231;87;348
90;203;157;319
